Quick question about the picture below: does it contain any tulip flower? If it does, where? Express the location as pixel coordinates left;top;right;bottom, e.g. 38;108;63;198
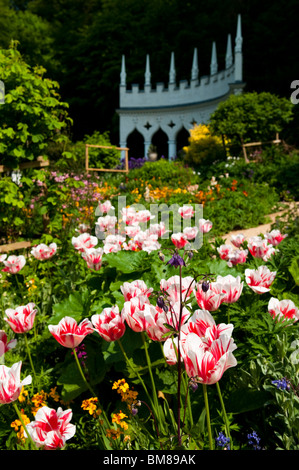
147;222;168;238
0;361;32;404
195;282;224;311
92;306;126;342
143;305;171;342
121;280;153;302
103;234;125;254
264;229;288;246
31;243;57;260
178;205;195;219
2;255;26;274
186;309;235;348
230;233;245;248
48;316;94;348
135;209;155;224
183;332;237;385
247;236;276;261
95;215;117;233
125;225;141;238
160;275;194;304
268;297;299;323
4;303;37;333
121;207;139;226
171;232;189;249
81;247;103;270
217;244;233;261
25;406;76;450
213;275;243;304
0;330;17;357
245;265;276;294
71;233;98;252
0;254;7;263
121;295;151;333
226;248;248;267
98;200;114;214
183;226;199;240
198;218;213;233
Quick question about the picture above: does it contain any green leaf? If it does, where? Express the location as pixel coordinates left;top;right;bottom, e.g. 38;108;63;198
226;388;272;414
289;257;299;285
49;290;91;324
104;250;149;274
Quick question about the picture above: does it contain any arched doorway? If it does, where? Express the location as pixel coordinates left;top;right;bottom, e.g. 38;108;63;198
176;127;190;158
127;129;144;160
151;128;168;159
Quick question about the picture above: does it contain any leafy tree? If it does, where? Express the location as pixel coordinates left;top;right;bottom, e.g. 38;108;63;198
0;42;72;168
209;92;294;154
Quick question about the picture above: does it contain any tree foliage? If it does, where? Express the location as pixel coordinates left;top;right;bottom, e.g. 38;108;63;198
0;42;72;168
209;92;294;146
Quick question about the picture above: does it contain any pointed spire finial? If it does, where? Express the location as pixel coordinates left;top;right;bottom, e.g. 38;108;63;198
169;52;176;85
225;34;233;69
210;42;218;76
235;14;242;53
191;48;199;80
120;54;126;86
145;54;151;86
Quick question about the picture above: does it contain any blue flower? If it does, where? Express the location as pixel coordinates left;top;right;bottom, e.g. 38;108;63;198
247;431;261;450
271;377;290;391
215;432;230;449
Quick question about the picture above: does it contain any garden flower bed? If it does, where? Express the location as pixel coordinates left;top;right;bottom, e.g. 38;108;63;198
0;180;298;450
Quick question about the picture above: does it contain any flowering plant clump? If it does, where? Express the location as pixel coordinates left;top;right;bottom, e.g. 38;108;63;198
0;170;298;453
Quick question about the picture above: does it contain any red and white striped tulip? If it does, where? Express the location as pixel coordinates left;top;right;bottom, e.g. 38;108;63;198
0;361;32;404
0;330;17;357
198;218;213;233
247;236;276;261
31;243;57;260
81;247;103;271
98;200;114;214
178;205;195;219
186;309;235;348
48;316;94;348
95;215;117;232
121;295;151;333
217;244;233;261
25;406;76;450
91;306;126;342
171;232;189;249
2;255;26;274
183;332;237;385
268;297;299;323
71;233;98;252
195;283;224;311
245;265;276;294
4;303;37;333
160;275;194;304
120;280;153;302
183;226;199;240
213;275;243;304
264;229;288;246
230;233;245;248
227;248;248;267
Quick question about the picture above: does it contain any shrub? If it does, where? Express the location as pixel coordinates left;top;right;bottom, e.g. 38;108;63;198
182;124;227;167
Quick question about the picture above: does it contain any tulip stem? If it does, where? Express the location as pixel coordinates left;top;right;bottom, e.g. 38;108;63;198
13;402;38;450
24;334;38;390
140;332;160;422
203;384;213;450
216;381;232;449
117;339;153;409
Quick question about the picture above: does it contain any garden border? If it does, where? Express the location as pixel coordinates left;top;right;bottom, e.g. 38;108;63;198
85;144;129;173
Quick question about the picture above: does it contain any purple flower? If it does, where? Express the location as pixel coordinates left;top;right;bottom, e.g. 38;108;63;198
166;253;186;268
247;431;261;450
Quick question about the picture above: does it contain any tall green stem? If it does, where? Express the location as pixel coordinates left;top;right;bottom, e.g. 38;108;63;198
117;339;153;409
13;402;38;450
216;381;232;449
203;384;213;450
24;334;38;390
140;332;160;417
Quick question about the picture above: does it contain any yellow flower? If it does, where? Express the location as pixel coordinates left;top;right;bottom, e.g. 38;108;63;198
31;390;48;415
11;411;30;443
18;387;29;404
112;379;129;394
106;428;122;440
81;397;99;417
48;387;60;402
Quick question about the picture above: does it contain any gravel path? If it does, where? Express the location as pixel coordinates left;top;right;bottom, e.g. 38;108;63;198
221;202;299;245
